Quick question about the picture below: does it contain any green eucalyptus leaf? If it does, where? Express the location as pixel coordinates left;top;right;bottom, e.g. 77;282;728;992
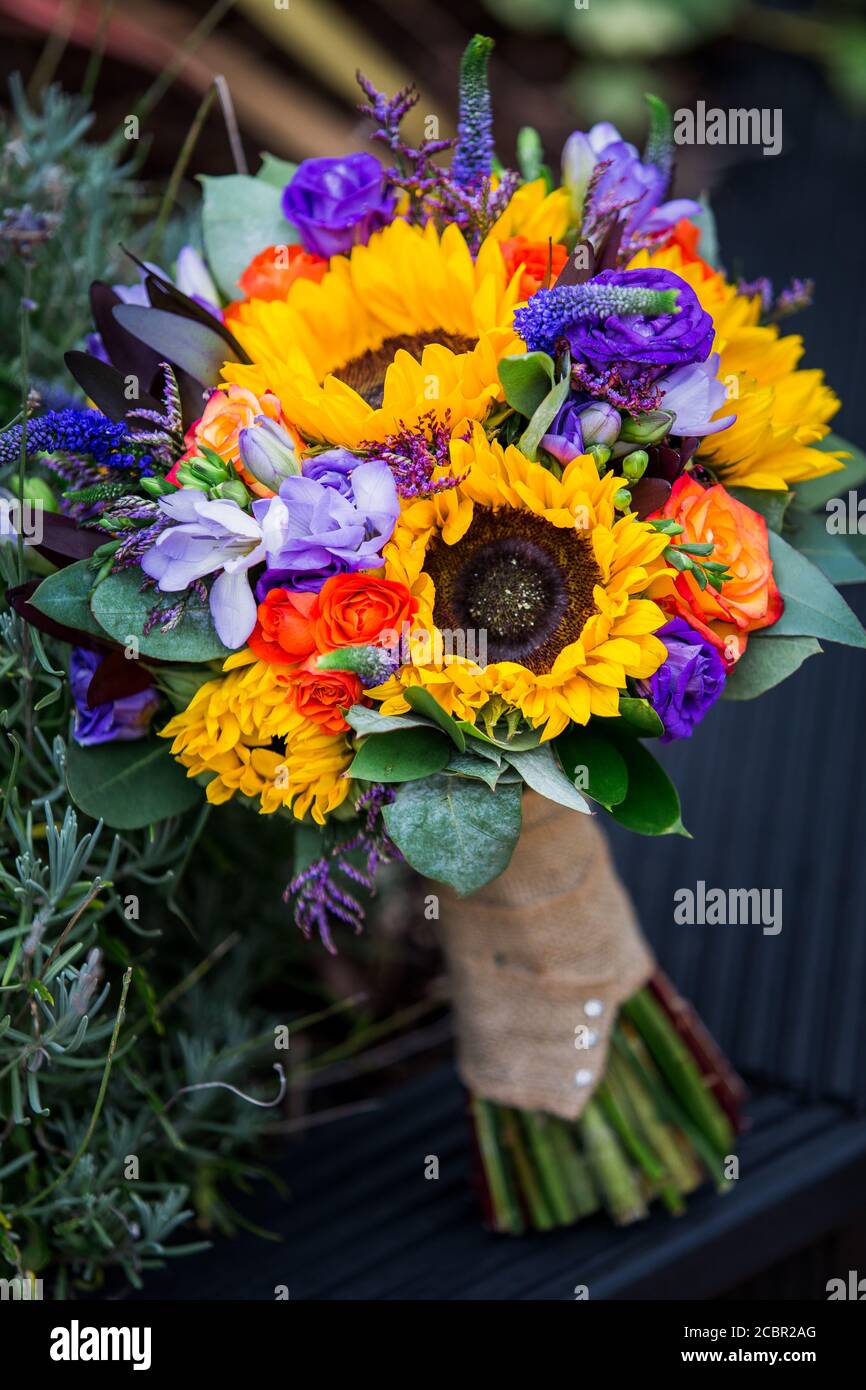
66;737;200;829
348;727;450;783
344;704;435;736
498;351;555;418
723;634;822;700
404;686;466;750
199;172;299;300
501;742;590;813
767;531;866;647
445;751;503;789
556;727;629;808
256;152;297;188
90;570;232;663
30;559;106;640
607;734;686;836
458;720;542;752
784;510;866;585
382;775;522;895
616;696;665;738
790;434;866;512
519;373;571;461
728;487;793;535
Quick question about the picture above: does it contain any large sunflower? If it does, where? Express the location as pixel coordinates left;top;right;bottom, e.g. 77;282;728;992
371;426;671;740
629;243;843;490
221;217;527;450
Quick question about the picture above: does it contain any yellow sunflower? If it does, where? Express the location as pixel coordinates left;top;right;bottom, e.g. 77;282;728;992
370;425;671;740
160;652;352;823
629;244;843;490
220;217;527;451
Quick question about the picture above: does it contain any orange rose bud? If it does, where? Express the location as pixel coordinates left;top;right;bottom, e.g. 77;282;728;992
314;573;417;652
248;589;319;666
232;244;328;307
499;236;569;297
283;661;363;734
652;474;783;666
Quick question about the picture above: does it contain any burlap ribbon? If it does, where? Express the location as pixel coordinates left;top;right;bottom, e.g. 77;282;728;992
438;792;655;1120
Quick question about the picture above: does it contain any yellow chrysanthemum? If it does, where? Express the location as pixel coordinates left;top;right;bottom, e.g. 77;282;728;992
370;425;671;740
160;653;351;823
220;217;527;450
630;244;843;490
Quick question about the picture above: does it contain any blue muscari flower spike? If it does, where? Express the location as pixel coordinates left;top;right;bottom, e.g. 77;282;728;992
0;408;153;473
513;282;680;357
452;34;494;188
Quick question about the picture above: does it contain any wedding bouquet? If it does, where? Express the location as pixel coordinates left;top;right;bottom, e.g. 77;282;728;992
5;36;864;1234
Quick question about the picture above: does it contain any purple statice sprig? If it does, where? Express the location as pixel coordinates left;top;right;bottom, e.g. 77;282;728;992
571;362;664;414
736;275;815;324
362;411;469;500
355;64;518;252
286;785;402;954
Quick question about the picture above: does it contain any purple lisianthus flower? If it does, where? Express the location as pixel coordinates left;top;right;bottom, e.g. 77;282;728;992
540;399;621;464
566;269;714;370
254;457;399;594
141;491;265;648
657;353;736;438
300;448;360;496
562;123;699;237
69;648;161;747
282;154;395;258
636;617;725;742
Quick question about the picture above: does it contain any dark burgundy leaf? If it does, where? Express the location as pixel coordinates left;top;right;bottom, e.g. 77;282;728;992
86;647;154;707
555;238;595;287
631;475;672;519
596;219;625;272
64;350;162;421
32;513;107;568
90;282;166;390
144;275;250;363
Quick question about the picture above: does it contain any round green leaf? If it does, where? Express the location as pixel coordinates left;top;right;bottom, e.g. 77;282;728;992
30;559;107;640
66;737;201;829
556;727;628;807
382;775;522;894
90;570;232;663
607;734;685;836
616;697;665;738
348;727;451;783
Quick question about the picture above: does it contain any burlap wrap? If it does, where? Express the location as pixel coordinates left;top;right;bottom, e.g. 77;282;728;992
438;792;655;1120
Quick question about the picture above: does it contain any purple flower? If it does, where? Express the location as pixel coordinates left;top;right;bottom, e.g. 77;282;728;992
562;123;699;236
540;398;621;464
141;491;265;648
657;353;735;438
565;269;714;370
254;457;399;594
282;154;395;258
69;649;161;747
636;618;725;742
300;448;359;496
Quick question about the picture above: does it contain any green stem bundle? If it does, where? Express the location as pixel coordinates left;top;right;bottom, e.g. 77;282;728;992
472;985;738;1235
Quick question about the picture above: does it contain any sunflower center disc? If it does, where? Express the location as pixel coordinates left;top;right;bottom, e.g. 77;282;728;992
426;510;603;672
331;332;476;409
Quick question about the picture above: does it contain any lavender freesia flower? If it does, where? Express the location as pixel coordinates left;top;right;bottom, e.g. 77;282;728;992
254;457;399;594
141;490;265;648
637;617;725;742
282;154;395;258
562;122;699;236
657;353;736;438
69;648;161;746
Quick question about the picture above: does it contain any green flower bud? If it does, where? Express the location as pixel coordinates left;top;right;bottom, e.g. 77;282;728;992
212;480;251;507
619;410;674;446
588;444;612;474
613;487;632;512
622;449;649;482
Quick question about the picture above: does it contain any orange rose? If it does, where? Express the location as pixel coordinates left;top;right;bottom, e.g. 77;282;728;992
314;574;417;652
282;661;363;734
248;589;318;666
192;385;287;498
226;244;328;313
651;475;783;665
499;236;568;298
